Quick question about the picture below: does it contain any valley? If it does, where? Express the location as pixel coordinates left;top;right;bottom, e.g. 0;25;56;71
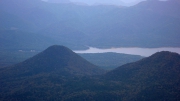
75;46;180;56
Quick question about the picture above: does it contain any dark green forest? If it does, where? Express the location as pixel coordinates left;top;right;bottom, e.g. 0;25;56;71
0;46;180;101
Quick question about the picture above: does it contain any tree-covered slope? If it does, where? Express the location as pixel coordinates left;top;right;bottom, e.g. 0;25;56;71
0;51;179;101
104;51;180;100
0;45;105;77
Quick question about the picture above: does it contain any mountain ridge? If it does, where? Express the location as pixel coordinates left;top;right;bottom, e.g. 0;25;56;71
0;50;180;100
102;51;180;100
104;51;180;80
1;0;180;49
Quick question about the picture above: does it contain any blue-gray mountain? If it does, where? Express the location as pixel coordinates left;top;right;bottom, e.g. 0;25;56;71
0;0;180;49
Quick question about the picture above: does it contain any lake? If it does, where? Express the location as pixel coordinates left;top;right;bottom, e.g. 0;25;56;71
74;47;180;57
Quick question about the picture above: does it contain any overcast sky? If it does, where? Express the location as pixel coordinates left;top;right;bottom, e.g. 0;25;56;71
70;0;144;4
42;0;147;6
43;0;169;6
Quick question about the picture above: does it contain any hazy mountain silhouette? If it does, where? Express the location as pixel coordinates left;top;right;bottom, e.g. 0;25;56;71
0;10;33;31
0;0;58;32
87;0;180;48
0;30;56;50
1;0;180;49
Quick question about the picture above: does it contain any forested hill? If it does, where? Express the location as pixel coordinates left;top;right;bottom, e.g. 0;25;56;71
0;49;180;100
103;51;180;100
0;45;105;78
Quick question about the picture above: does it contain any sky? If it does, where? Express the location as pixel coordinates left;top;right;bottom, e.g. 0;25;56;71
70;0;144;4
42;0;147;6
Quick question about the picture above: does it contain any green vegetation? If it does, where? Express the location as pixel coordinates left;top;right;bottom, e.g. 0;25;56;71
0;45;180;101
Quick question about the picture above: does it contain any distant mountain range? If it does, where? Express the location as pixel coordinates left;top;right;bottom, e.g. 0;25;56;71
0;30;57;50
0;0;180;50
0;45;180;100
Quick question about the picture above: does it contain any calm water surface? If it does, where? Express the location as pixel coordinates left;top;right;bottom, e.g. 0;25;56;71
74;47;180;57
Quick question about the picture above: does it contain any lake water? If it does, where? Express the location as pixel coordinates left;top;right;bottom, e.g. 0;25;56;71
74;47;180;57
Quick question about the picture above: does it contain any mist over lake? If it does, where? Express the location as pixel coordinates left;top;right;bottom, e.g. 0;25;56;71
74;47;180;56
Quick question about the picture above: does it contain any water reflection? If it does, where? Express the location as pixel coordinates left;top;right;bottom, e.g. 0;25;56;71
74;47;180;57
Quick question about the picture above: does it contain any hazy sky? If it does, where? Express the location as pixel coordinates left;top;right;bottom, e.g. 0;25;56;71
42;0;147;6
42;0;169;6
70;0;144;4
